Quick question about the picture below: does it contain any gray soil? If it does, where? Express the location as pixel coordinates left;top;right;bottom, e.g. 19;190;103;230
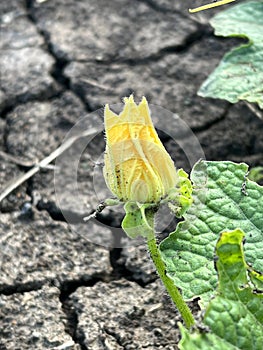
0;0;262;349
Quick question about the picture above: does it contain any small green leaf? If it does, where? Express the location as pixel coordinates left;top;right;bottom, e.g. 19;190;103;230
122;202;155;238
160;161;263;305
179;229;263;350
198;1;263;108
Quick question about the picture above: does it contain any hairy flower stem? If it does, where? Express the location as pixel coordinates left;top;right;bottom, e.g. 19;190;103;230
147;233;195;328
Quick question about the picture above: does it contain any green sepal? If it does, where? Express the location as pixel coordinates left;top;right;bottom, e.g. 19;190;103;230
103;198;121;207
164;168;193;218
122;202;156;239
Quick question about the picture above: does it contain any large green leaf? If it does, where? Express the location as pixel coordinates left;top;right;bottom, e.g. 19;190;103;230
198;1;263;108
179;229;263;350
160;161;263;305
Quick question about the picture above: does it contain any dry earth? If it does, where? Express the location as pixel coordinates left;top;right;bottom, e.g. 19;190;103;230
0;0;263;349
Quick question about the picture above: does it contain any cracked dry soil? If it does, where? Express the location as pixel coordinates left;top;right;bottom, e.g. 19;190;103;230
0;0;263;349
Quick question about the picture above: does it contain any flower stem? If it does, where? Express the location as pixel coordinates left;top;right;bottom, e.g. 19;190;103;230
147;233;195;328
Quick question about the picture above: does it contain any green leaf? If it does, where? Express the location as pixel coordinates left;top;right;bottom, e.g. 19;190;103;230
198;1;263;108
179;229;263;350
160;161;263;305
122;202;155;238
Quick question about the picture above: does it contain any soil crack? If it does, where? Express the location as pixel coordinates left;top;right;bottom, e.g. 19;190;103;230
0;90;64;120
82;23;211;67
136;0;194;23
0;280;44;295
24;0;93;113
136;0;177;14
36;199;157;287
192;104;231;133
36;199;85;223
59;274;113;350
103;326;126;349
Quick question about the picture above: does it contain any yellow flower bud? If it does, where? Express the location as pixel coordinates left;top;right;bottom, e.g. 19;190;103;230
103;95;177;203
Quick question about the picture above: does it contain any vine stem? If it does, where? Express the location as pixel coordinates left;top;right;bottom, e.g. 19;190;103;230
147;232;195;328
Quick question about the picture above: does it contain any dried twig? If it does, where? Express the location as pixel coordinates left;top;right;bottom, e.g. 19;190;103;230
0;150;36;168
0;128;98;203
